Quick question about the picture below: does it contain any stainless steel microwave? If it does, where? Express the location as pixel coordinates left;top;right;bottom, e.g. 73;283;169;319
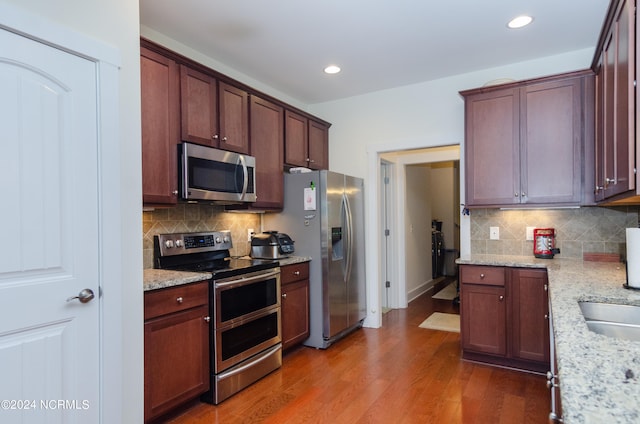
179;142;257;203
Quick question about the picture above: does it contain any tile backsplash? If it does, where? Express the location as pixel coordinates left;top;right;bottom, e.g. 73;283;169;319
470;206;640;259
143;203;261;268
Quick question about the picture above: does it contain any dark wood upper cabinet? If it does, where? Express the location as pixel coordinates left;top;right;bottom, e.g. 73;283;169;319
462;86;520;206
180;65;218;147
593;0;635;203
284;110;309;167
180;67;249;154
249;95;284;210
308;119;329;170
219;82;250;154
461;70;594;208
140;47;180;206
285;110;329;170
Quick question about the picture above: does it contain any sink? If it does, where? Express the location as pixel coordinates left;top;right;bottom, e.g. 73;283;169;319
578;302;640;342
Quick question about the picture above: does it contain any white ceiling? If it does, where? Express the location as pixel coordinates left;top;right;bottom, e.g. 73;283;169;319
140;0;611;105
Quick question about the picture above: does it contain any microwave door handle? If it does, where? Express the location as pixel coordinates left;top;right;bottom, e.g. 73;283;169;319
238;155;249;199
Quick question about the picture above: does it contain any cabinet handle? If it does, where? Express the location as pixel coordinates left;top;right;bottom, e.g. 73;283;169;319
204;316;210;322
293;271;300;276
605;177;616;184
499;295;504;301
176;297;183;304
479;273;485;279
514;192;519;197
282;293;287;299
521;192;526;197
172;190;178;195
222;136;228;141
544;284;548;292
544;314;549;320
212;134;219;139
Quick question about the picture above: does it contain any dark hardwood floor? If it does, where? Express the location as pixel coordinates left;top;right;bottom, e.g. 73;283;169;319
165;278;550;423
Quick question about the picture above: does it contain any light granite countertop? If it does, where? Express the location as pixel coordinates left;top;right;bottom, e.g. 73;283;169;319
143;256;311;292
457;255;640;423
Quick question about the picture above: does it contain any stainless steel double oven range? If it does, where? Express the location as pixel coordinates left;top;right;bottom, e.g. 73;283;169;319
154;231;281;404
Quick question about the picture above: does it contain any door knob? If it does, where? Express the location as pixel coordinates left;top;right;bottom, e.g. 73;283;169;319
66;288;95;303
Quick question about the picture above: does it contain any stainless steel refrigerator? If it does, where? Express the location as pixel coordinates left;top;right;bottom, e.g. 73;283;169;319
264;170;366;349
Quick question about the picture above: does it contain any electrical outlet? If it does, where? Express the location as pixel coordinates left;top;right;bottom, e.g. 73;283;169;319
526;227;535;241
490;226;500;240
247;228;254;242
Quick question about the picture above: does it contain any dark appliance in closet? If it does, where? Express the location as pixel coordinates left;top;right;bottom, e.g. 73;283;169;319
431;220;445;278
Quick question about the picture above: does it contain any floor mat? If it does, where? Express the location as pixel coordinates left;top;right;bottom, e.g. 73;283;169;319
418;312;460;333
432;281;457;300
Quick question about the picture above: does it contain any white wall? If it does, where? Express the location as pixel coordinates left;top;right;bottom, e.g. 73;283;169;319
1;1;143;422
404;165;432;300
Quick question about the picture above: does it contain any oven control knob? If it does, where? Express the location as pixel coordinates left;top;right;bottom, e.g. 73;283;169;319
215;236;222;244
175;239;183;248
223;236;230;243
164;240;175;249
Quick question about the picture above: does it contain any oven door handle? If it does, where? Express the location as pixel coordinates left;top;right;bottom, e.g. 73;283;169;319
215;269;280;288
217;343;282;381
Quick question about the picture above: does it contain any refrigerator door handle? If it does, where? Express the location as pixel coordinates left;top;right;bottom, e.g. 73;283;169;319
343;193;354;284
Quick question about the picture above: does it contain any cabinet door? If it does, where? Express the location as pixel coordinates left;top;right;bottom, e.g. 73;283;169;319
308;119;329;170
140;47;179;205
250;95;284;209
595;54;606;202
460;284;506;355
521;77;583;204
219;82;249;154
284;110;309;167
508;268;550;364
180;65;218;147
601;0;635;199
464;87;520;206
281;279;310;350
144;304;210;421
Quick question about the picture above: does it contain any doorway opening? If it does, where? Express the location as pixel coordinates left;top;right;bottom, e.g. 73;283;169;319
376;145;460;317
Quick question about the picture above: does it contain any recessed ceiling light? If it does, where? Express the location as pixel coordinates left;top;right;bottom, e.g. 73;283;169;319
324;65;341;74
507;15;533;29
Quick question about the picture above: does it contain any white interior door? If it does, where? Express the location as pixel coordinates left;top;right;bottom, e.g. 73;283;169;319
0;28;100;423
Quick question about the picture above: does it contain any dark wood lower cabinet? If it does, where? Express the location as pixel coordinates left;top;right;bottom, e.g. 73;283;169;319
461;284;506;355
509;268;550;364
280;262;310;351
144;281;210;423
460;265;550;373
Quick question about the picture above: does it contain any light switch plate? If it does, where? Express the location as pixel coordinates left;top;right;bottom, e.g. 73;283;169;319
490;226;499;240
526;227;535;241
247;228;254;242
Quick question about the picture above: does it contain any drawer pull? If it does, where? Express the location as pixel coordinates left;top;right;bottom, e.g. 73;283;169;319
176;297;183;304
293;271;300;276
480;273;485;279
499;295;504;301
204;316;210;322
282;293;287;299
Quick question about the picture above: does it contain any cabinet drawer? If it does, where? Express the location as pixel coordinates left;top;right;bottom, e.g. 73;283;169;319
144;281;209;320
280;262;310;285
460;265;505;286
